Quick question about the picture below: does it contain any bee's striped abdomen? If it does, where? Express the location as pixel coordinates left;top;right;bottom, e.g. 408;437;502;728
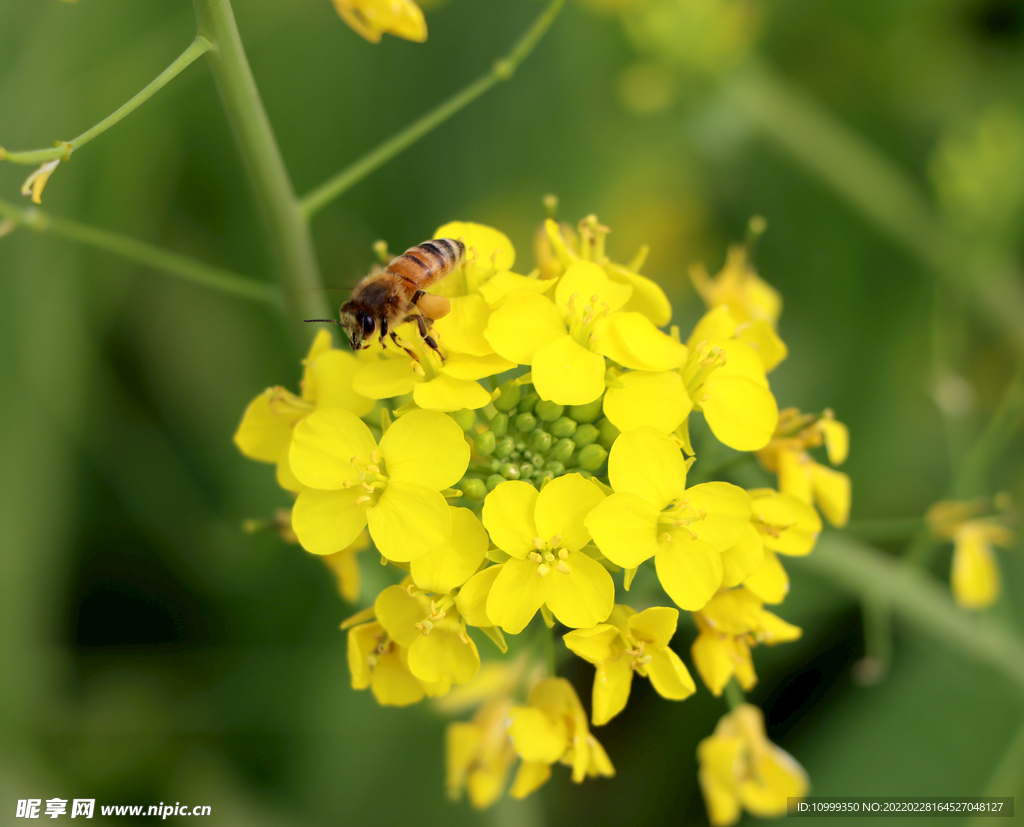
386;238;465;289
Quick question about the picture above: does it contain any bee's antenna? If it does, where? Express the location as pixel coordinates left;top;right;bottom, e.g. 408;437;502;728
303;319;342;325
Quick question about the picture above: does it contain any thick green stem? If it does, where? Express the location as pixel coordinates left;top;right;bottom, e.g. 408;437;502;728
0;197;280;306
300;0;567;218
792;533;1024;700
723;678;746;710
192;0;328;329
2;36;213;166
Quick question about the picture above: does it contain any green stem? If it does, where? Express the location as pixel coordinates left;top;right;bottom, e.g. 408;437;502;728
2;36;213;166
967;716;1024;827
0;197;280;306
852;595;892;686
843;517;924;541
192;0;327;329
728;60;1024;357
723;678;746;710
793;533;1024;700
300;0;567;218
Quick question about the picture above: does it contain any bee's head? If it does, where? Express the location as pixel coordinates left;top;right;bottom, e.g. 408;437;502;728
339;301;376;349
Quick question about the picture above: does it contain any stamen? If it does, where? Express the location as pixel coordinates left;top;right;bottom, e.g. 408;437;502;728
537;564;551;577
555;561;571;574
361;481;375;493
354;495;372;505
529;552;543;564
532;536;545;550
557;548;568;560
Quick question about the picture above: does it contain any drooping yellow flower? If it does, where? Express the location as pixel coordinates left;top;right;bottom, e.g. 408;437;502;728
927;498;1014;610
602;307;780;451
482;474;614;633
506;677;614;798
347;619;450;706
321;529;371;603
698;704;809;826
234;329;374;492
20;158;61;204
564;604;695;725
690;587;801;696
741;488;822;604
585;427;750;610
690;242;781;327
330;0;427;43
446;698;517;808
288;408;469;560
758;408;851;527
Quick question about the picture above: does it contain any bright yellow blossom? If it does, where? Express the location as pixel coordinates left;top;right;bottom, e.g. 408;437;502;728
446;698;517;808
690;242;781;326
586;428;750;610
330;0;427;43
482;474;614;633
347;619;450;706
234;330;374;492
690;587;801;696
698;704;809;826
758;408;851;527
288;408;469;559
741;488;822;604
927;499;1014;609
506;677;614;798
564;604;695;725
602;307;779;450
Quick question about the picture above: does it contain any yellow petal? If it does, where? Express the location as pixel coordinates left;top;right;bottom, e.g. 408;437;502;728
628;606;679;648
331;0;427;43
368;480;451;562
410;507;488;594
758;609;803;644
435;221;515;273
292;486;369;555
737;319;788;373
700;374;778;451
289;408;378;489
486;557;548;634
443;351;517;380
276;445;303;493
686;482;752;551
819;416;849;465
544;550;615;629
602;370;692;434
233;388;301;463
610;265;672;326
455;565;502;627
563;623;621;664
352;355;418;399
531;335;606;406
445;721;481;799
645;646;696;700
482;481;540;558
608;426;687;507
507;707;567;762
592;654;634;726
307;348;375;415
509;760;552;799
951;524;1001;609
720;522;764;588
777;449;813;504
691;633;735;697
811;463;851;527
375;584;429;647
739;745;810;817
700;588;763;635
596;312;688;371
379;408;469;489
477;271;554;306
743;549;789;604
432;294;494;356
555;261;632;312
370;649;425;706
687;307;737;348
655;538;723;610
413;373;491;411
750;490;821;556
698;737;743;826
585;492;661;568
408;621;480;684
534;473;606;552
20;158;61;205
484;295;565;364
347;621;381;689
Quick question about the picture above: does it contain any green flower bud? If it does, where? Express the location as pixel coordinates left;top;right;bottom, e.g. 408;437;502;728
500;463;521;480
573;423;599;447
515;413;537;433
518;391;540;414
459;478;487;501
597;417;620;451
450;408;477;432
494;436;515;459
486;474;506;491
577;469;594;480
493;381;522;412
490;412;509;438
536;470;555;485
544;460;566;475
489;459;502;473
509;451;522;462
568;398;604;423
474;431;496;456
534;400;565;422
519;463;534;477
548;416;577;438
514;441;527;452
531;430;553;453
578;443;608;471
552;438;576;463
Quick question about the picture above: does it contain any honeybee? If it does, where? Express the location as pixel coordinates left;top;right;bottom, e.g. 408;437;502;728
307;238;464;356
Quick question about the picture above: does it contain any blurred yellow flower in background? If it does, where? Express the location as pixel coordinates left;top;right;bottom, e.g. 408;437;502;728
330;0;427;43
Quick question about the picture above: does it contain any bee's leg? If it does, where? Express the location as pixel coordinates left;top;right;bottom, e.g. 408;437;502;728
390;331;418;362
378;316;389;347
405;313;444;362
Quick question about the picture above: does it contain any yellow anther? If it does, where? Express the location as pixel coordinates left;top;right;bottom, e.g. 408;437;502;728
459;631;471;645
354;495;372;505
529;551;543;564
550;533;562;546
342;480;354;488
661;532;673;543
370;450;381;462
365;464;380;473
555;561;571;575
537;563;551;577
361;481;375;493
557;548;569;560
532;536;545;550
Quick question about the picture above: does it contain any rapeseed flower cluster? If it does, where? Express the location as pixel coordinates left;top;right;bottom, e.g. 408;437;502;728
235;213;842;820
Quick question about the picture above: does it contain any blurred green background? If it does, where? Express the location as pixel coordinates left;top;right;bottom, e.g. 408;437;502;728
2;0;1023;824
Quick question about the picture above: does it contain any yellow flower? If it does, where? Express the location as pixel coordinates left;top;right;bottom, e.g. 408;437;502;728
446;698;517;808
564;604;695;725
482;474;614;633
506;677;614;798
758;408;851;527
927;499;1014;610
234;330;374;492
347;619;450;706
698;704;809;826
20;159;61;204
741;488;823;604
321;529;371;603
602;307;780;451
690;243;781;327
690;587;801;696
330;0;427;43
288;407;469;560
585;428;751;610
